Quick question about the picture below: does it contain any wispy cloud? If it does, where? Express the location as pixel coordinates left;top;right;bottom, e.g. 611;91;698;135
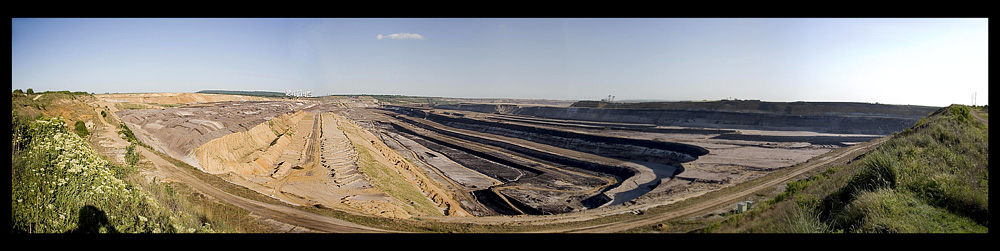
376;33;425;40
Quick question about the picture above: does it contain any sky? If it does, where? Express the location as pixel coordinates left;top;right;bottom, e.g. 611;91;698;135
11;18;989;107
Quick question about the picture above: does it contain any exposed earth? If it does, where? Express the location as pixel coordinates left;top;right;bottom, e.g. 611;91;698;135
86;93;935;232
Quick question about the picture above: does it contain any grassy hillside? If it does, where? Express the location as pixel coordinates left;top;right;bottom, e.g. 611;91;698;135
11;91;274;233
704;105;988;233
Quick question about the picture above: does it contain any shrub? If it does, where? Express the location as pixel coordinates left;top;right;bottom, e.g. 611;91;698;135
125;143;140;167
949;105;971;123
74;120;89;137
12;117;176;233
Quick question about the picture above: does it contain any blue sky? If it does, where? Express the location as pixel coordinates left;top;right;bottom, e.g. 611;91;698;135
11;18;988;106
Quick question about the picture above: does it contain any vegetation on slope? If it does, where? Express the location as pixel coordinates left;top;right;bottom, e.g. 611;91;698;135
12;91;274;233
11;116;203;233
705;105;988;233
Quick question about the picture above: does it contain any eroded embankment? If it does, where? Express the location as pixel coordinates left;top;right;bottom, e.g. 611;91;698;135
488;114;738;134
387;122;616;214
192;111;309;175
382;109;674;210
388;112;636;186
115;101;311;166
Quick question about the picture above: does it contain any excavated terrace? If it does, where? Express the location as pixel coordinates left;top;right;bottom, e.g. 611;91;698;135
112;95;920;220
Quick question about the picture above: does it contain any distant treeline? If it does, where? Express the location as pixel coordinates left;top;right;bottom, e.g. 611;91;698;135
196;90;287;97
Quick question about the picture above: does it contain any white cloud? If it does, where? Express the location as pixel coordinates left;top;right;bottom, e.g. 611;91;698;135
376;33;425;40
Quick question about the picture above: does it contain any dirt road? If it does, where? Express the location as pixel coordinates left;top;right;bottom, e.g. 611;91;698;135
971;110;988;126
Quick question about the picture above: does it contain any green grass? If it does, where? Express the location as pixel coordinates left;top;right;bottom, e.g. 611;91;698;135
707;104;988;233
835;188;985;233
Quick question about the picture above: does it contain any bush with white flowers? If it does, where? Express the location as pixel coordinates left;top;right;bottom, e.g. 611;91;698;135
12;117;211;233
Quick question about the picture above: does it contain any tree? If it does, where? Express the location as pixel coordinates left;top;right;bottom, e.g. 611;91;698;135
26;88;34;95
13;89;23;94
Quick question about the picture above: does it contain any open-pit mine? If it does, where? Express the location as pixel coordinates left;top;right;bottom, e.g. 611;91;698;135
105;93;937;229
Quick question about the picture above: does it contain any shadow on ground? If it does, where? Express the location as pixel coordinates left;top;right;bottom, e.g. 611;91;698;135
67;205;119;234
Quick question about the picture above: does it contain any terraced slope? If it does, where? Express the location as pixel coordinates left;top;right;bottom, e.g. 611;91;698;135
192;111;310;176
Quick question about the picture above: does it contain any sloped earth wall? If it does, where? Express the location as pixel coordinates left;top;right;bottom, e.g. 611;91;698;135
192;111;308;176
435;104;923;135
116;101;310;167
386;107;708;166
383;108;700;214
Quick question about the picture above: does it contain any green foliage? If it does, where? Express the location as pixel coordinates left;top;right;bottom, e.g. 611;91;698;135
11;116;195;233
119;123;138;143
26;88;34;95
949;105;972;124
125;143;140;167
101;110;107;118
74;120;89;137
724;105;987;233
